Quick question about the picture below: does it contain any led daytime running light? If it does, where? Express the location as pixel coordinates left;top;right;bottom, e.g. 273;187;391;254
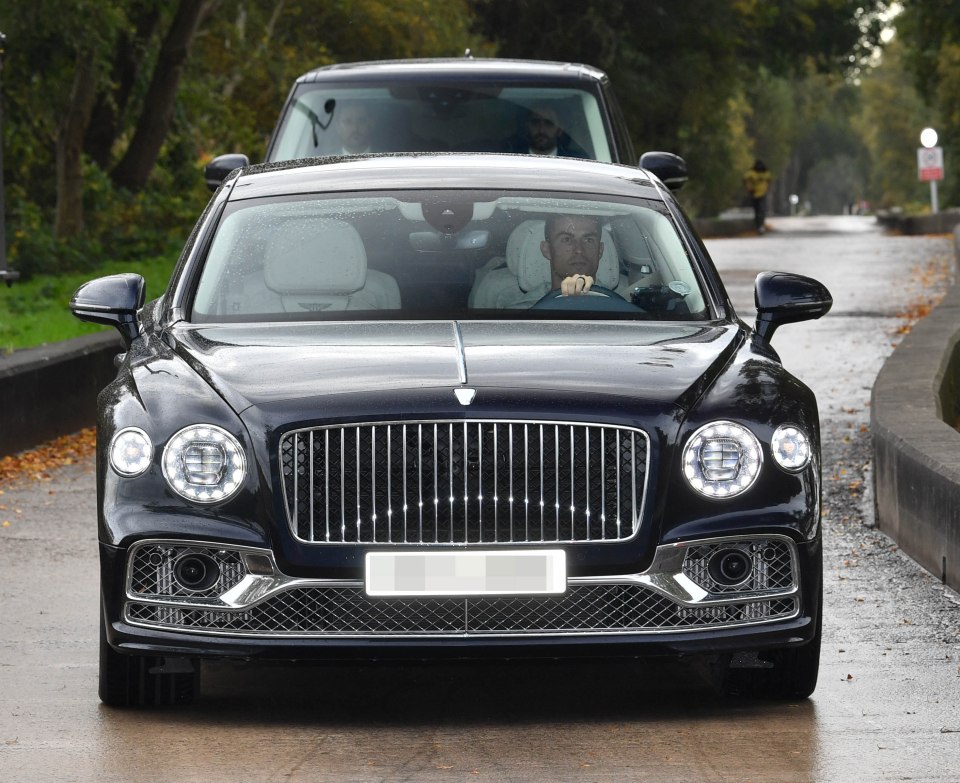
109;427;153;477
771;424;812;472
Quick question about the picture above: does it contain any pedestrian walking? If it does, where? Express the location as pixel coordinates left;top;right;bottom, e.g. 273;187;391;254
743;159;772;234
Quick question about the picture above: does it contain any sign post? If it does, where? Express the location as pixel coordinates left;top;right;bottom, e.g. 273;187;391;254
918;128;943;215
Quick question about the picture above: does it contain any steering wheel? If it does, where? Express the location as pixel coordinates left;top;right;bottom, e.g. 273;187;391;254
532;285;644;312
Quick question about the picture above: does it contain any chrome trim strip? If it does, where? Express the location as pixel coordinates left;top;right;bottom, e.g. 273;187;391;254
452;321;468;384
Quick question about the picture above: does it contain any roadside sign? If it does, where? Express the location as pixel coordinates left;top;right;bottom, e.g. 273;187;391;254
918;146;944;182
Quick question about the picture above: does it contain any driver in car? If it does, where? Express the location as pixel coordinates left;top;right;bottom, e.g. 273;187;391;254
540;214;602;295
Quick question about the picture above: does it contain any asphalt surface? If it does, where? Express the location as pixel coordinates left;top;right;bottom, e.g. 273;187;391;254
1;214;959;782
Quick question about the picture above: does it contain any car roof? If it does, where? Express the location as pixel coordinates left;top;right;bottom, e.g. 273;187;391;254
294;58;609;87
226;153;665;202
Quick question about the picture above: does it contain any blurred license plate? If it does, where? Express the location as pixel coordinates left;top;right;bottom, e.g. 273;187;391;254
365;550;566;597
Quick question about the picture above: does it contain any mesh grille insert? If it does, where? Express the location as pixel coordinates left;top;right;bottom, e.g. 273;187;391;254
126;584;798;637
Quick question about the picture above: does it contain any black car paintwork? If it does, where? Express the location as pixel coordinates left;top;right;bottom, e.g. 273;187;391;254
168;322;739;412
97;322;818;571
85;154;826;680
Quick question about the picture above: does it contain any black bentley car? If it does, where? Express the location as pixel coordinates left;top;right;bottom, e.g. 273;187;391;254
72;154;831;706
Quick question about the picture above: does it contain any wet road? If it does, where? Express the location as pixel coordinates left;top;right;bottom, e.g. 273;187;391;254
2;215;959;782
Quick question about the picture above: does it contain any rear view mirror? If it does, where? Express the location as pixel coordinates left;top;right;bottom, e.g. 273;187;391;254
70;273;146;347
204;153;250;191
639;151;688;191
409;230;489;251
754;271;832;343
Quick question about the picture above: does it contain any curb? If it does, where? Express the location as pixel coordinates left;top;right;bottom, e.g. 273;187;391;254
876;209;960;236
0;331;122;458
870;226;960;591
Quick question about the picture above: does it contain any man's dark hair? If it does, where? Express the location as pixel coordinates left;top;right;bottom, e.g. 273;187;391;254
543;214;602;241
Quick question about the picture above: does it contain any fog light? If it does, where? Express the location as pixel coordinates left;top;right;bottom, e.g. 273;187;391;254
708;548;753;586
173;554;221;591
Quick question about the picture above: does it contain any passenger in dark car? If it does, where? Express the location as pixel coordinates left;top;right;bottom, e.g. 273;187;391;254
501;104;587;158
333;101;379;154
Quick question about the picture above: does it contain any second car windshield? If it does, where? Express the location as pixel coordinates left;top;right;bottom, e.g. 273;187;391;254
190;190;709;324
269;84;614;163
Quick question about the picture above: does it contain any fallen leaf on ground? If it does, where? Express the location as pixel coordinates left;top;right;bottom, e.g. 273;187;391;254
0;428;96;486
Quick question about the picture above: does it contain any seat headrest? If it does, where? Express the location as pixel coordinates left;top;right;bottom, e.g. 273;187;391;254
507;219;620;292
265;218;367;295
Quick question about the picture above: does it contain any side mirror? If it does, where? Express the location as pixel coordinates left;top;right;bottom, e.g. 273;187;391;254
754;271;832;343
204;153;250;191
639;151;688;191
70;273;146;347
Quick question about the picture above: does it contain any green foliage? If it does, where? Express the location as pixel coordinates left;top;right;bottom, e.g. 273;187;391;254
856;39;933;210
0;249;179;353
187;0;488;163
7;158;201;280
0;0;483;285
0;0;934;299
468;0;889;215
896;0;960;207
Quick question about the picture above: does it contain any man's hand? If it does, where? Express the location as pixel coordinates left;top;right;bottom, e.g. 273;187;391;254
560;274;594;295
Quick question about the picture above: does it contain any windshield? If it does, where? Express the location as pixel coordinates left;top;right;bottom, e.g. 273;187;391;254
190;191;710;324
269;83;613;162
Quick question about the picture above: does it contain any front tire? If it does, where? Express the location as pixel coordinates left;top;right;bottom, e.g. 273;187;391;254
719;605;822;700
99;614;199;707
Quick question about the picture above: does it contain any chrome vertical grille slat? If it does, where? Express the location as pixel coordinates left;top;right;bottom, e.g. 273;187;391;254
280;420;649;545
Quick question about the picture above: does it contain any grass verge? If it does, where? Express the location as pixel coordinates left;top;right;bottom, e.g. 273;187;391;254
0;250;180;354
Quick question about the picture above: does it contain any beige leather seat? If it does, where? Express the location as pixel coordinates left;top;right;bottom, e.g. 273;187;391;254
263;218;400;313
469;219;623;309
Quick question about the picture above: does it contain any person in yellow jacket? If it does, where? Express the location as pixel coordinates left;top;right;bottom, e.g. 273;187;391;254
743;159;772;234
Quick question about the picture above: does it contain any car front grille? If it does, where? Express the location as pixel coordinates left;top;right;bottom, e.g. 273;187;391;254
279;421;649;545
126;585;798;637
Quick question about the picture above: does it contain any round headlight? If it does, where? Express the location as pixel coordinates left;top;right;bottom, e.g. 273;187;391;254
771;424;812;472
682;421;762;499
109;427;153;477
162;424;246;504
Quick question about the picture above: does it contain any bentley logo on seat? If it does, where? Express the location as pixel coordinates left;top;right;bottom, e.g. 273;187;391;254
454;388;476;406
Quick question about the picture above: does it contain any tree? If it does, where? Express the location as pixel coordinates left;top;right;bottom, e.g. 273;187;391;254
55;48;100;237
110;0;216;191
896;0;960;206
468;0;890;214
856;38;933;209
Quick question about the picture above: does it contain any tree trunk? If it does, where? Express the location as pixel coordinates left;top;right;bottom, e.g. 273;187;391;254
55;54;99;239
84;4;162;169
110;0;211;191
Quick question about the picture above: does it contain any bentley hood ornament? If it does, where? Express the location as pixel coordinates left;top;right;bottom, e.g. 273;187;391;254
454;388;476;406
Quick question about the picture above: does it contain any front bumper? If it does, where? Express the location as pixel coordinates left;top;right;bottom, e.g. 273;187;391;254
101;533;821;660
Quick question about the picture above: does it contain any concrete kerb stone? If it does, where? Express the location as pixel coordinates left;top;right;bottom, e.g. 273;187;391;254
870;225;960;591
0;331;122;458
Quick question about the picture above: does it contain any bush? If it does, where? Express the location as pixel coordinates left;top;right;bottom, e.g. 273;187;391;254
6;157;206;281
